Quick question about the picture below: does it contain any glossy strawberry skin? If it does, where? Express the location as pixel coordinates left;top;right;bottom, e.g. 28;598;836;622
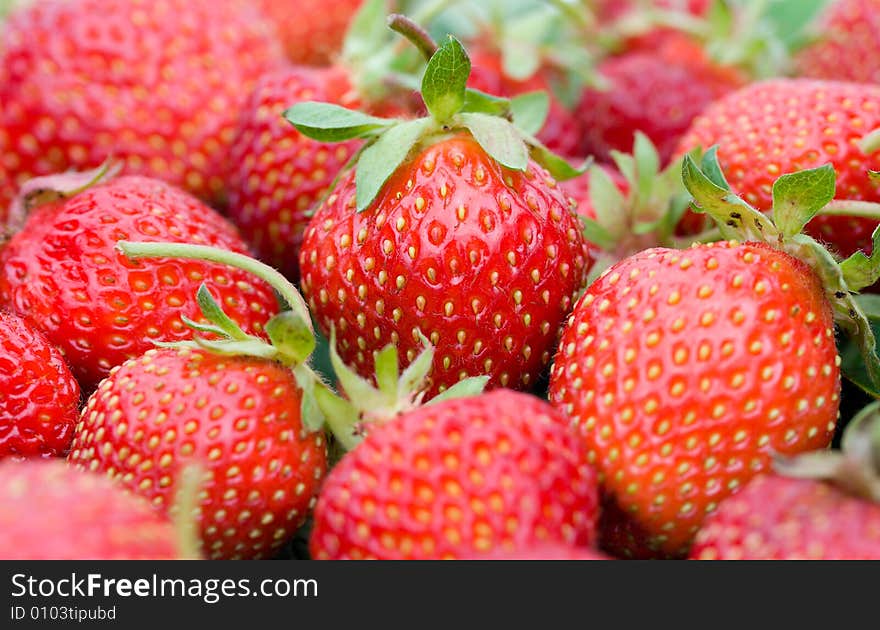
675;79;880;257
796;0;880;84
690;474;880;560
299;134;590;396
0;310;80;459
0;459;181;560
467;46;584;159
0;176;279;392
251;0;363;66
549;241;840;557
309;390;600;560
0;0;285;215
226;66;363;281
579;36;744;165
67;347;328;560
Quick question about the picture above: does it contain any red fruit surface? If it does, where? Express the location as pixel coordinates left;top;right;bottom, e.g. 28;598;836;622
251;0;363;66
310;390;600;560
0;310;80;459
0;175;279;391
549;241;840;557
796;0;880;84
0;0;286;216
226;66;363;280
579;35;744;164
0;459;181;560
675;79;880;257
469;543;611;560
299;133;590;396
690;474;880;560
67;347;328;560
467;46;584;158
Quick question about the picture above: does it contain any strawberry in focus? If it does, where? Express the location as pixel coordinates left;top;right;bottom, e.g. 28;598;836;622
0;310;80;460
0;459;183;560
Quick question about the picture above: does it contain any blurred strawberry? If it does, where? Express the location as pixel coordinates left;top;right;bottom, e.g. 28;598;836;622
796;0;880;84
0;0;286;217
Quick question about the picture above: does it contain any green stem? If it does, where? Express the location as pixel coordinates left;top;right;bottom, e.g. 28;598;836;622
116;241;313;334
387;13;438;61
818;200;880;221
860;127;880;155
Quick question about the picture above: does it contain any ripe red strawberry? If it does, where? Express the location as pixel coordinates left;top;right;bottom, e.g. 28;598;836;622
0;310;80;460
578;33;745;164
468;543;611;560
690;474;880;560
68;346;329;560
300;133;588;395
309;390;600;560
289;35;590;396
550;241;840;557
550;154;880;557
0;459;182;559
0;170;279;391
0;0;286;215
226;66;363;280
674;79;880;257
251;0;364;66
796;0;880;84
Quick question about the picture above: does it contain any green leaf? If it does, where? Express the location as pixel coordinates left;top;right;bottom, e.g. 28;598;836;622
462;89;512;117
266;311;316;366
195;284;250;341
632;132;661;205
398;334;434;396
421;35;471;123
297;374;327;434
588;166;627;241
312;382;363;451
856;294;880;321
841;226;880;293
700;146;731;191
283;102;395;143
771;163;836;238
580;217;616;251
374;344;400;399
526;140;590;181
355;118;430;212
510;91;550;137
327;328;387;410
341;0;388;62
427;376;490;406
460;113;528;171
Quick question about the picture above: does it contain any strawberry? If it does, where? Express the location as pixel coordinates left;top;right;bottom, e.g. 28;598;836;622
0;167;279;391
251;0;364;66
0;459;182;560
467;543;611;560
287;34;590;396
674;79;880;258
309;389;600;559
69;241;333;560
577;33;745;164
1;310;80;459
0;0;286;215
690;403;880;560
549;154;880;557
226;66;363;280
796;0;880;84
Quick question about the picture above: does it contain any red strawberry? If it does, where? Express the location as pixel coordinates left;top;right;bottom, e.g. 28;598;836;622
226;66;363;280
309;389;600;560
0;169;279;391
251;0;364;66
0;459;182;559
68;346;328;560
690;474;880;560
299;133;588;395
468;542;611;560
0;0;285;215
674;79;880;258
1;310;80;459
578;33;745;164
796;0;880;84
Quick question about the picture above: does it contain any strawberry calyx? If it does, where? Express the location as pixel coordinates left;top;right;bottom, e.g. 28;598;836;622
581;132;692;282
4;159;122;239
115;240;348;441
284;24;588;213
314;326;489;451
682;150;880;391
773;400;880;504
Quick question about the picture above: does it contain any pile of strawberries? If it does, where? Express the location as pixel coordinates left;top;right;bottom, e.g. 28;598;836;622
2;0;880;561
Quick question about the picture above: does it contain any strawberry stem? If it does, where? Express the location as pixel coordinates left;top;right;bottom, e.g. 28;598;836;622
116;241;313;334
860;127;880;155
818;200;880;221
387;13;437;61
